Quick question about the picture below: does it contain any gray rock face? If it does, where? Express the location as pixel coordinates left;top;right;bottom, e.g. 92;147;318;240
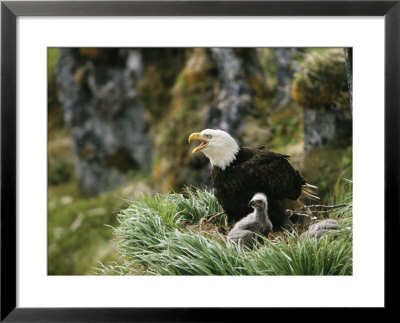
303;108;352;152
206;48;252;141
56;49;151;193
196;48;255;186
273;48;298;109
344;48;353;112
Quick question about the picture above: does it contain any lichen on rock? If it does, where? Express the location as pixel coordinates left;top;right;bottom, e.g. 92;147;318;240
291;49;352;151
152;48;219;191
56;48;151;194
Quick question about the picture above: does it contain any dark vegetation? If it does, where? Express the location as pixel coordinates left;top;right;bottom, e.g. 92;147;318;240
48;48;352;275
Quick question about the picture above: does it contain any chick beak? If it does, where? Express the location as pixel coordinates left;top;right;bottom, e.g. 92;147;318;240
248;200;256;208
188;132;208;154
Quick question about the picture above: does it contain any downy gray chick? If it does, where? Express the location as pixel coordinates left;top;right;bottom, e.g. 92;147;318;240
301;219;339;239
227;193;273;248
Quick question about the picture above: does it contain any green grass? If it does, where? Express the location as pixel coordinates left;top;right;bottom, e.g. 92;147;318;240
48;180;119;274
97;183;352;276
48;48;60;82
48;177;153;275
302;144;352;203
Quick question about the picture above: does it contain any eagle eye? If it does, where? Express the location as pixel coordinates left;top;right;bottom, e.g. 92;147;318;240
205;134;212;139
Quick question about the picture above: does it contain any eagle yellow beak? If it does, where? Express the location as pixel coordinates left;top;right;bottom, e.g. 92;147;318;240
188;132;208;154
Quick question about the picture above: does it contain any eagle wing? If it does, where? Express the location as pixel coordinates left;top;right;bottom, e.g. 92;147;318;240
240;146;305;200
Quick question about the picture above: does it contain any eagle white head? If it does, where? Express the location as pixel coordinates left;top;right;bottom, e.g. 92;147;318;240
188;129;239;170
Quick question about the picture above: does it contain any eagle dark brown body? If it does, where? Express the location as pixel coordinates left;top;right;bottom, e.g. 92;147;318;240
211;146;306;227
188;129;316;228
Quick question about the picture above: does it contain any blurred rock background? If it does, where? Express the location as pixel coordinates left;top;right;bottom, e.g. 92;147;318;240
48;47;352;275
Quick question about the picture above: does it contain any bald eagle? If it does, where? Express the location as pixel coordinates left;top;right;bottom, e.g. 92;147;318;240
188;129;318;227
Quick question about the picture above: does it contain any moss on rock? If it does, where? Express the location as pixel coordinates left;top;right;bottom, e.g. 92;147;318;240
153;48;220;192
301;144;352;202
292;49;350;110
137;48;187;121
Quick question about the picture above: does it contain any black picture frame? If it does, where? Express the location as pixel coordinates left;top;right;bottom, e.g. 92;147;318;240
1;1;398;321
